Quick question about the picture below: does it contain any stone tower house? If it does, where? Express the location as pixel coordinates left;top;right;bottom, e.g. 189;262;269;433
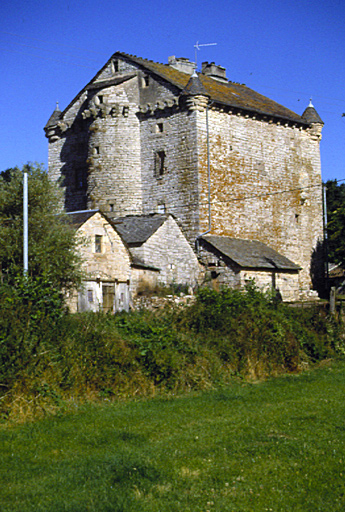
45;52;324;298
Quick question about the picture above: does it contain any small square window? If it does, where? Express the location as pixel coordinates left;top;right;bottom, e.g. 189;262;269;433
157;204;166;214
95;235;103;253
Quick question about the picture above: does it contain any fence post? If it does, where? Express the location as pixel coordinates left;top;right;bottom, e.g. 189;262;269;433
330;286;336;315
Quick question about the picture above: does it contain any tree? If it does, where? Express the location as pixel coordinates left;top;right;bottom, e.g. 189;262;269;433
0;163;84;292
326;179;345;266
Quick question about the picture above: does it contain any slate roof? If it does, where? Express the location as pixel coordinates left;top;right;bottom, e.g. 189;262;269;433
57;51;316;126
64;210;100;229
302;104;324;124
110;214;167;245
44;104;62;129
201;235;300;271
114;52;309;125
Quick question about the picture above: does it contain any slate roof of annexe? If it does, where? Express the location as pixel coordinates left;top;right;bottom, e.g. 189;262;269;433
46;51;323;128
110;214;167;245
64;210;160;271
201;235;300;271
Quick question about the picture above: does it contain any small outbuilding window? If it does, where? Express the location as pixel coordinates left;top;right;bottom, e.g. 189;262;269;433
95;235;103;253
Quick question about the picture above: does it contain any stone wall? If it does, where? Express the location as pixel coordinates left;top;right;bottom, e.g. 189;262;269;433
130;216;201;287
196;106;323;295
77;212;131;282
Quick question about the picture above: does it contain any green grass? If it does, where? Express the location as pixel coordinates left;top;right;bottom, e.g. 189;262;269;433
1;360;345;511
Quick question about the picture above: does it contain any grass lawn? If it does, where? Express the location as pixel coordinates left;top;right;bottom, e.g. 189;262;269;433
1;360;345;512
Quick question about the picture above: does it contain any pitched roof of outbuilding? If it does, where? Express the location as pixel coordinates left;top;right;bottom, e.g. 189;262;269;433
110;214;167;245
201;235;300;271
64;210;100;229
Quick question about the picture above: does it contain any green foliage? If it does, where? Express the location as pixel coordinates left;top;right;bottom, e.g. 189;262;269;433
326;179;345;265
0;274;66;390
0;163;84;291
0;283;343;421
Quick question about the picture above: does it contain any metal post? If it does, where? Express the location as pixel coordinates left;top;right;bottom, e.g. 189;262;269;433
23;167;28;275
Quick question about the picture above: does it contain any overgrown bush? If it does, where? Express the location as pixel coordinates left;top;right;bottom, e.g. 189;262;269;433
0;282;344;421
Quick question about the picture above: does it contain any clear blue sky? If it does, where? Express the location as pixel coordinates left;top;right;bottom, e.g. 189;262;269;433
1;0;344;182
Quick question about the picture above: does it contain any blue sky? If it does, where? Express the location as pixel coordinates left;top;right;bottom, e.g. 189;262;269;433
0;0;344;182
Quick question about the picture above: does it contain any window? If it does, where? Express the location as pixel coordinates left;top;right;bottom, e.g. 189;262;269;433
74;167;86;190
109;203;114;212
142;75;150;87
154;150;166;177
113;60;119;72
98;95;103;104
87;289;94;303
93;146;100;155
157;204;166;214
95;235;103;253
156;122;164;133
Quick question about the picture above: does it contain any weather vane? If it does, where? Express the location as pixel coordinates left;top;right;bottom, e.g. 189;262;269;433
194;41;217;69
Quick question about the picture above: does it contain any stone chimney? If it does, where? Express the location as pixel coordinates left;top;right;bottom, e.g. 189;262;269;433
201;61;227;82
168;56;196;75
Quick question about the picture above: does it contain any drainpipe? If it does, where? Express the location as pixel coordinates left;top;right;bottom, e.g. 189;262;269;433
322;182;329;290
196;100;213;253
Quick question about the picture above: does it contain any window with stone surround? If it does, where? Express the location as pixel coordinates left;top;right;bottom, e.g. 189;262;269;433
95;235;103;253
154;150;166;178
112;60;119;73
156;122;164;133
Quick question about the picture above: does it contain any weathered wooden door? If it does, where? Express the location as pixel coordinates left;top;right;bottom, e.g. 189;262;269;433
102;284;115;313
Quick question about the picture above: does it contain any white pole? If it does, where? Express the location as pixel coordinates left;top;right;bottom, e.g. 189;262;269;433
23;167;28;275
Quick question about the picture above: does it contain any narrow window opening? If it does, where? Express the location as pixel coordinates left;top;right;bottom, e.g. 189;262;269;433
156;123;164;133
98;95;103;104
113;60;119;72
74;168;85;190
142;75;150;87
95;235;103;253
155;150;166;177
94;146;100;155
87;289;94;303
109;203;114;212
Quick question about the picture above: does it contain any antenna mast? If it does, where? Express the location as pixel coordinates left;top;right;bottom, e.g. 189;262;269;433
194;41;217;70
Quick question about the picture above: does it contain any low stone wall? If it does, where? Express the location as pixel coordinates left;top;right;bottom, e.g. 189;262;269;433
132;294;195;311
